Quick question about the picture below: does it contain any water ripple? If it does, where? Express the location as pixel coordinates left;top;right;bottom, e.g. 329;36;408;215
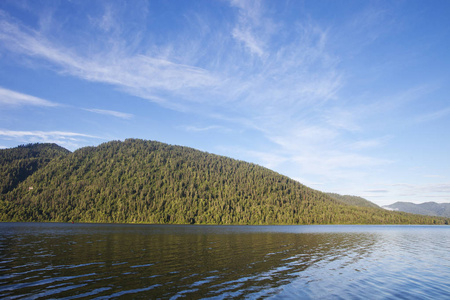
0;224;449;299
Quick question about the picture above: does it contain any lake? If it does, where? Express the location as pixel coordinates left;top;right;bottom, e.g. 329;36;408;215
0;223;449;299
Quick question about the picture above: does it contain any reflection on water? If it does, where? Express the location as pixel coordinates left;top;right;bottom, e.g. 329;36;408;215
0;224;449;299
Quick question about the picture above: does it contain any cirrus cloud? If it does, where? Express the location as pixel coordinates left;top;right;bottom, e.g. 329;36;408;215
84;108;133;120
0;86;59;107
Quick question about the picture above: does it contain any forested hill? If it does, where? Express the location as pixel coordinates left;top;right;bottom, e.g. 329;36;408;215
0;139;448;225
326;193;380;209
0;143;70;195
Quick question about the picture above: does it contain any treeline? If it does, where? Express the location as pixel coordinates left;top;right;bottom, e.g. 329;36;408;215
0;139;448;225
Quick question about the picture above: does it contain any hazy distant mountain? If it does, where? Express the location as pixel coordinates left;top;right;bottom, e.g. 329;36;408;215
383;202;450;218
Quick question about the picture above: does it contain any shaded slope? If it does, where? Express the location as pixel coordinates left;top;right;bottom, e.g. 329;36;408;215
0;143;70;194
1;139;448;224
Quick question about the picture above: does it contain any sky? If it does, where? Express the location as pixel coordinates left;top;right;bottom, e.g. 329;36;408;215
1;0;450;206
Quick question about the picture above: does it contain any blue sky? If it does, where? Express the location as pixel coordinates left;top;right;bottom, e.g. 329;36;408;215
1;0;449;206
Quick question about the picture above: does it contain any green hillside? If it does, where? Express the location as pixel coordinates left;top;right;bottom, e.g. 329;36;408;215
326;193;380;209
0;143;70;194
0;139;448;225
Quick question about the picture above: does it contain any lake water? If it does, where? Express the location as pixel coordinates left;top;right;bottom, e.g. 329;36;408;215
0;223;449;299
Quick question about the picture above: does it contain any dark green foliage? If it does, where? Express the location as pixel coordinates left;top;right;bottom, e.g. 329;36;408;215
0;143;70;194
1;139;448;225
326;193;380;209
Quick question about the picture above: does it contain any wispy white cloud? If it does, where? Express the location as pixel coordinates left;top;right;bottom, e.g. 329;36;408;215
0;129;100;150
338;5;394;55
416;183;450;194
0;1;447;208
0;86;59;107
0;3;343;114
229;0;267;58
0;129;97;139
415;106;450;123
244;150;287;170
365;189;389;193
0;12;219;111
292;151;391;180
84;108;133;119
0;2;397;195
214;145;287;171
363;85;437;116
383;182;450;204
232;26;265;58
0;2;342;132
89;4;115;32
324;108;361;132
349;136;391;150
424;174;444;179
179;125;230;133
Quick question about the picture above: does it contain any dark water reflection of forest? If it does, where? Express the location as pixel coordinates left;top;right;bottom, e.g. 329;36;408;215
0;223;449;299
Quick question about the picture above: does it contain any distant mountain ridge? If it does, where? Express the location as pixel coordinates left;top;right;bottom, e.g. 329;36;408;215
383;202;450;218
0;139;448;225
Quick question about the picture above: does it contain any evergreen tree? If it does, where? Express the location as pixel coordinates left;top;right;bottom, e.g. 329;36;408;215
0;139;448;225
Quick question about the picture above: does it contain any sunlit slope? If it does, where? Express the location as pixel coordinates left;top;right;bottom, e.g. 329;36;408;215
1;139;448;224
326;193;380;209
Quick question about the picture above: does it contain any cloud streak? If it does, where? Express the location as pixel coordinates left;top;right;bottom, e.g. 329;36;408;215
0;86;59;107
0;3;340;114
2;1;433;205
180;125;230;133
0;129;97;139
230;0;267;58
0;129;100;150
0;11;219;111
415;106;450;123
84;108;133;119
0;1;346;155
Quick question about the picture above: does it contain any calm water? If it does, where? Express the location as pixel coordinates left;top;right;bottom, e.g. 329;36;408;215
0;223;449;299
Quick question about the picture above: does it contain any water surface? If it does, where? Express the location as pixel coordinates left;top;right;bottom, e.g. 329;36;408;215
0;223;449;299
